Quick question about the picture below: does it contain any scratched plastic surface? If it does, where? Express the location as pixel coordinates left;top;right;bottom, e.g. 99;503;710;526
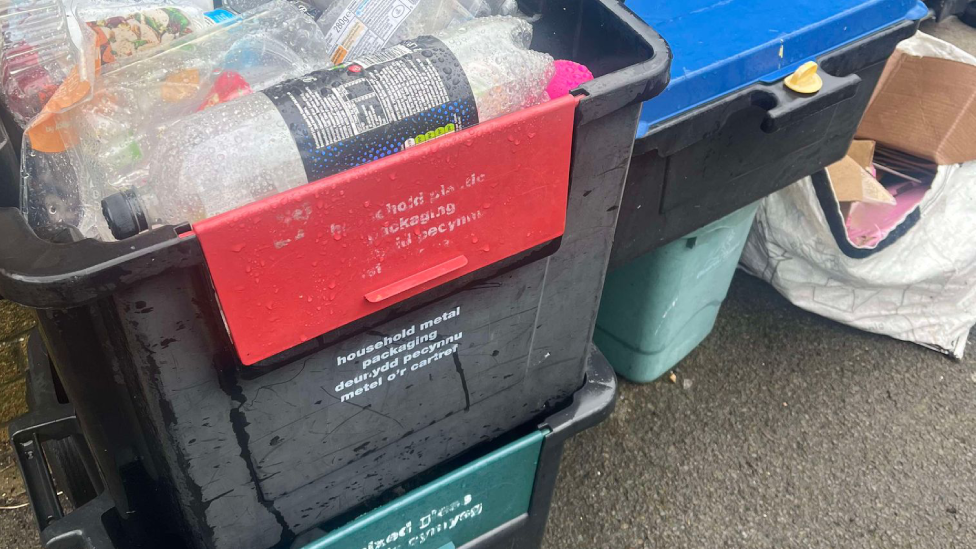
109;16;554;233
629;0;926;132
20;0;332;239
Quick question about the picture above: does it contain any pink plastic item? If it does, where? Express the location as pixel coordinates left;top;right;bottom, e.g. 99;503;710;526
845;185;928;248
547;60;594;98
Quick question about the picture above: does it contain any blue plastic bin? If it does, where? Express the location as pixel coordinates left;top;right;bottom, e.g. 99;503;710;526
600;0;927;382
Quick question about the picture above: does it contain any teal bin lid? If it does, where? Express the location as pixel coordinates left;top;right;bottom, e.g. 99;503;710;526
631;0;928;135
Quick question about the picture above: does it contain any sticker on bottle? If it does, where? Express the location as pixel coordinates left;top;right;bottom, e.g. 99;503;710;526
203;8;239;22
322;0;422;65
263;36;479;183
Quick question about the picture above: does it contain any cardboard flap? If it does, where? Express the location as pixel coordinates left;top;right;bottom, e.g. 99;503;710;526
826;156;896;205
857;51;976;165
847;140;876;169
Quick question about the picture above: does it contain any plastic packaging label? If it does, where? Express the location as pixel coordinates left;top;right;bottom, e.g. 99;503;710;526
263;36;479;183
322;0;422;64
204;8;238;22
86;7;219;63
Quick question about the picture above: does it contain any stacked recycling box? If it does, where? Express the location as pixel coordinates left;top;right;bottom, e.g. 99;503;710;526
0;0;670;547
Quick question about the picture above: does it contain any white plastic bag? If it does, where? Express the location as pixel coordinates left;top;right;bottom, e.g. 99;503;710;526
741;163;976;358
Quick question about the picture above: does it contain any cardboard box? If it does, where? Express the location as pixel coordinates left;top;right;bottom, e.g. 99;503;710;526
826;140;895;206
857;47;976;165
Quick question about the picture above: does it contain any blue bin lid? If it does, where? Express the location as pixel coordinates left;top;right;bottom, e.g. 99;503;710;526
631;0;927;136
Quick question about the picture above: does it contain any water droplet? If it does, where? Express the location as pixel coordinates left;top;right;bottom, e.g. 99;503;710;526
329;292;337;301
363;200;370;208
266;301;275;310
333;233;342;241
471;235;479;243
482;244;490;252
245;265;252;273
328;281;336;289
528;132;536;138
482;202;491;209
389;173;397;180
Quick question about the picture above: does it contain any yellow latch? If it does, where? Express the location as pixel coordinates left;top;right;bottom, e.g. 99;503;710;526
784;61;823;94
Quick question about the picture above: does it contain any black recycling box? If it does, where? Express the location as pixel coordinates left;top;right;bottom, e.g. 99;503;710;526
0;1;669;548
11;332;616;549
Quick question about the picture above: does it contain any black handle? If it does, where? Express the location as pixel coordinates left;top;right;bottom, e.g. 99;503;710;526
761;71;861;132
9;405;114;549
0;207;202;308
636;70;861;158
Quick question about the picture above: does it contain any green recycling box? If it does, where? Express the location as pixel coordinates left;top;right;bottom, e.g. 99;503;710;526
296;433;542;549
595;203;759;383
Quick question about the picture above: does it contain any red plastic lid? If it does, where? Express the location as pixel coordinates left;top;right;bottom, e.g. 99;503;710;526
195;94;579;364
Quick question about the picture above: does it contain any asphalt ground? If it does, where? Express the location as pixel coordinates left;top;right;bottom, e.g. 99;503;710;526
542;273;976;549
2;14;975;549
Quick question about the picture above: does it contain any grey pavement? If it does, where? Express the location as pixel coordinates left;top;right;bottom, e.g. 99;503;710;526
542;273;976;549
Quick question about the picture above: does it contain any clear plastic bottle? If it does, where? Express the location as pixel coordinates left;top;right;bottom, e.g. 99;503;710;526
101;16;554;239
224;0;500;66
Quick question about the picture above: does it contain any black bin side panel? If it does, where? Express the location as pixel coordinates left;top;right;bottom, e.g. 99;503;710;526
610;59;887;269
113;269;287;549
243;262;546;501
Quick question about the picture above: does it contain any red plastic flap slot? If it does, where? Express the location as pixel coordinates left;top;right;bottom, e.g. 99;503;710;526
195;94;579;365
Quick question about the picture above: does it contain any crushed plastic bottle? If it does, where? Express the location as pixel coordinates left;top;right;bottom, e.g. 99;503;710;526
21;0;333;238
100;16;554;239
224;0;507;66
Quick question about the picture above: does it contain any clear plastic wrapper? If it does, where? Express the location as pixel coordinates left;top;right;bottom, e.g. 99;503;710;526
21;0;333;239
0;0;82;126
0;0;225;127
